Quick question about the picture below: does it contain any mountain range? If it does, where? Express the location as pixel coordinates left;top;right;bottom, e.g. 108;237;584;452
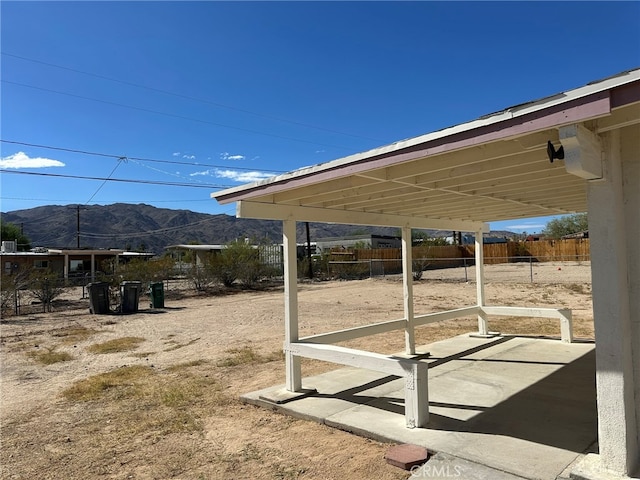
1;203;515;254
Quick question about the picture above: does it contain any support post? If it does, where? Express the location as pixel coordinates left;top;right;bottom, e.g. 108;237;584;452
63;253;69;281
401;226;415;355
402;361;429;428
474;230;489;335
283;219;302;392
582;129;639;475
90;253;96;283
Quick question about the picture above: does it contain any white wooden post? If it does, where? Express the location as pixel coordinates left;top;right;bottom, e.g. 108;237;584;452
401;226;415;355
475;230;489;335
283;219;302;392
584;129;639;474
402;361;429;428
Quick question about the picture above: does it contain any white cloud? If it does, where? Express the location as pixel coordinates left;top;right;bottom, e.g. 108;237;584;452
183;154;196;160
0;151;65;169
213;169;272;183
190;169;212;177
220;152;246;161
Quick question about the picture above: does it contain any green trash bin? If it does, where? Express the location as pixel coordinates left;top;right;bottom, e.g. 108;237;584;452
120;281;142;314
149;281;164;308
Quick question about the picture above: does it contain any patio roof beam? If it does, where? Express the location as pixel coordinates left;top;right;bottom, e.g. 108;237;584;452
237;200;488;232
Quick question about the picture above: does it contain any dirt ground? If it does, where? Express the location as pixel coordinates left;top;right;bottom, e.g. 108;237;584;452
1;263;594;480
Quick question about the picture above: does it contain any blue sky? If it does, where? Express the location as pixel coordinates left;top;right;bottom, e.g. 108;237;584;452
1;1;639;234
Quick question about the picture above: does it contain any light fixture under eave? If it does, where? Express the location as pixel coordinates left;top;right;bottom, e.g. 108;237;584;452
547;141;565;163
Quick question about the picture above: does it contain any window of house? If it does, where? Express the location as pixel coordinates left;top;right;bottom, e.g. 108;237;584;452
34;260;49;269
70;260;84;272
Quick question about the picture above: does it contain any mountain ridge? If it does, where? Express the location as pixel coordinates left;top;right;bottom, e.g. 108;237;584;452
1;203;515;254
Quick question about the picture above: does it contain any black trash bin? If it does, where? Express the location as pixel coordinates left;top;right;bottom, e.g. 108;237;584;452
149;281;165;308
120;281;142;314
87;282;110;314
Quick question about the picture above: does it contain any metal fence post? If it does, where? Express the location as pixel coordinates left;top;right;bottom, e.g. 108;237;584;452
463;257;468;282
530;256;533;283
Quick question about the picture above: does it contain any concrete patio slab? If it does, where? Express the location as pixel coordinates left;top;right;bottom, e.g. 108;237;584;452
241;334;597;480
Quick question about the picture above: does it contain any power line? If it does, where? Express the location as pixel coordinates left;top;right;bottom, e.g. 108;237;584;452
81;217;219;238
1;196;212;203
84;157;125;205
0;139;286;173
0;169;233;189
2;51;382;143
2;80;355;150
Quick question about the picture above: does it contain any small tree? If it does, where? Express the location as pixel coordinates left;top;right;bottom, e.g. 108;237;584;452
542;213;588;239
0;221;31;251
28;269;64;313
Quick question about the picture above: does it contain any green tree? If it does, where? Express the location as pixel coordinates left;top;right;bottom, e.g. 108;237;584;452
542;213;588;239
0;221;31;251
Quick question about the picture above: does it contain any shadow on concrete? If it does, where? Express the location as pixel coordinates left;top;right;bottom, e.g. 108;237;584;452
303;341;596;453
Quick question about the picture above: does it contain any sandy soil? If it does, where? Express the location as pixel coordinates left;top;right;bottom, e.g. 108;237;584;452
1;264;593;480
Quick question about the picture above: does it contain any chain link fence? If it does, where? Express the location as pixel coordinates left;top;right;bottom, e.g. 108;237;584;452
322;255;592;284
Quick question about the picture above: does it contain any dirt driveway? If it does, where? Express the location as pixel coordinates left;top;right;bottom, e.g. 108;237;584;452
1;268;593;479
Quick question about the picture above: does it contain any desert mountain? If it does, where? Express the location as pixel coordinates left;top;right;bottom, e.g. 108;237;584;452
1;203;409;254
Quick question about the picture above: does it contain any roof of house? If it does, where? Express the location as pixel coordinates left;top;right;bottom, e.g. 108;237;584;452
212;69;640;232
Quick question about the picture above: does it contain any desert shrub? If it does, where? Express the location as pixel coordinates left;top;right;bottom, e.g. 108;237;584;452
210;240;267;288
28;268;65;313
112;257;174;285
189;264;214;291
1;268;30;315
330;261;370;280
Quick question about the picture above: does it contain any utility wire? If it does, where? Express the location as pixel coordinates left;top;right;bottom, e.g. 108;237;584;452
2;51;382;143
2;80;354;150
84;157;125;204
1;196;212;203
0;139;287;173
0;169;233;189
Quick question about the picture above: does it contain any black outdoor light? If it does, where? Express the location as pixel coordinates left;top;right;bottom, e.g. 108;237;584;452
547;141;565;163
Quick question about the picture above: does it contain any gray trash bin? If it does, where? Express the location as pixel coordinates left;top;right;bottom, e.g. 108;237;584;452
87;282;110;314
120;281;142;314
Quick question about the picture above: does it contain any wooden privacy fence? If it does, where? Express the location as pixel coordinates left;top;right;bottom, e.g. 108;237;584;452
329;239;590;276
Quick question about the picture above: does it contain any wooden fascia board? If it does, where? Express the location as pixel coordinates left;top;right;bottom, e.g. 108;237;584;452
213;91;611;205
236;200;488;232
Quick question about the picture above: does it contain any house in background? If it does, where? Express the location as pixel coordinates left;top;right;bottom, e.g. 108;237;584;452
314;234;401;252
1;242;152;282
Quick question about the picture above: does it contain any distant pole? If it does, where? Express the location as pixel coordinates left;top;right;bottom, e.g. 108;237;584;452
305;222;313;279
77;205;80;248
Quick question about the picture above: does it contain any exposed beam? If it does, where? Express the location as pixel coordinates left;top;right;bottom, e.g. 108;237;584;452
237;200;488;232
559;124;603;180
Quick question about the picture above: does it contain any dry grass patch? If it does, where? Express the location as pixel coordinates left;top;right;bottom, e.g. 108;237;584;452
27;346;74;365
217;345;284;367
51;326;98;345
61;363;229;436
86;336;145;354
166;359;209;371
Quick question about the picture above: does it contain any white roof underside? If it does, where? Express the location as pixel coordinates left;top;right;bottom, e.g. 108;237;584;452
213;69;640;232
